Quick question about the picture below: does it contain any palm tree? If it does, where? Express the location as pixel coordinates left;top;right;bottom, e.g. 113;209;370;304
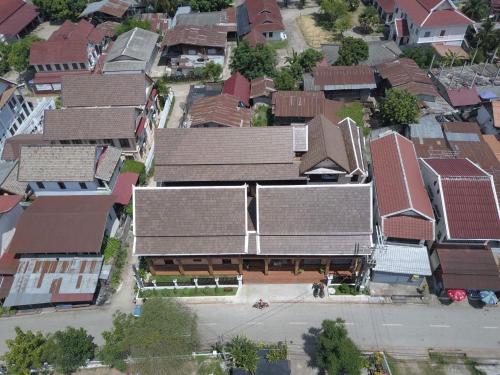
476;18;500;56
462;0;490;21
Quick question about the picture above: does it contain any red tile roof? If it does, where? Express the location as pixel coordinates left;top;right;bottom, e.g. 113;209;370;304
0;275;14;299
0;0;39;37
422;9;471;27
394;19;409;37
0;251;18;275
243;29;266;47
113;172;139;205
424;158;487;177
223;72;251;107
30;40;89;65
88;21;118;44
377;0;395;13
311;65;376;88
370;132;434;240
0;195;22;214
384;215;434;240
246;0;284;32
49;19;94;42
446;88;481;107
250;76;275;98
33;70;91;85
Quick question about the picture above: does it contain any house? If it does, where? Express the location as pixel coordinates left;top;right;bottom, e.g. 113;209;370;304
237;0;286;42
377;58;439;102
223;72;251;107
29;20;116;93
0;0;39;43
185;94;252;128
0;77;54;152
42;73;158;161
80;0;133;22
371;132;435;245
0;195;23;254
300;116;368;183
17;145;122;197
185;83;223;114
303;66;376;101
372;0;395;23
133;184;372;283
429;246;500;294
154;127;305;185
477;100;500;135
174;7;237;40
322;41;402;66
271;91;343;125
250;77;275;106
0;195;118;308
441;87;481;112
162;26;226;76
243;29;266;47
419;158;500;245
385;0;472;46
409;115;451;158
103;27;159;75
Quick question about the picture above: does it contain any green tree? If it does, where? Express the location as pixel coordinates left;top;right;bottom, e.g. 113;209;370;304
346;0;360;11
145;0;180;15
298;48;324;72
98;312;134;371
380;88;420;125
43;327;96;375
400;44;435;69
230;41;277;80
226;336;259;374
7;35;41;72
252;105;271;127
202;61;223;82
116;18;152;36
476;18;500;56
315;318;364;375
462;0;490;21
274;68;298;90
334;15;352;38
189;0;231;12
33;0;86;21
320;0;349;29
2;327;47;375
336;37;368;65
359;6;379;34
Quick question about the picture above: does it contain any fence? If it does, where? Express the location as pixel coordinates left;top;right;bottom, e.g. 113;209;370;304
140;275;241;290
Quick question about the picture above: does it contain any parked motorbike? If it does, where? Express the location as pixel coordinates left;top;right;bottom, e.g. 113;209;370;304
319;283;325;299
253;299;269;309
312;283;319;298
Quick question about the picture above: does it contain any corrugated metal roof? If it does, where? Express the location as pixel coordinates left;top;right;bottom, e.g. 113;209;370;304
373;244;431;275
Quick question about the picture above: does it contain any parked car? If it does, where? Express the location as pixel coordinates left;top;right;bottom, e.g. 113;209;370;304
133;305;143;318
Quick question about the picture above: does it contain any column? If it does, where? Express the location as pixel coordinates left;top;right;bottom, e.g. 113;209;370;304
294;259;300;275
208;258;214;275
322;258;330;275
238;258;243;274
264;258;269;275
177;259;185;275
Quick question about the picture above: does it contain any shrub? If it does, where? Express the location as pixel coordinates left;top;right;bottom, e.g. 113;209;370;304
121;160;146;185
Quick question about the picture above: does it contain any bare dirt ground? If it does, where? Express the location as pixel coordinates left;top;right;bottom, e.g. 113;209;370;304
31;21;59;40
296;15;335;48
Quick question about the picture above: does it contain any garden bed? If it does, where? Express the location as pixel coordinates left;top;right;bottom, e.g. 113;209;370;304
139;287;237;298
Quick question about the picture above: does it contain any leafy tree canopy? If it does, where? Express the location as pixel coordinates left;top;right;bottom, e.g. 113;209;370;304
116;18;152;36
380;88;420;125
190;0;231;12
346;0;360;11
230;41;277;80
226;336;260;374
202;61;223;82
336;37;368;65
33;0;86;21
298;48;324;72
145;0;181;16
462;0;490;21
274;67;298;90
4;35;41;72
320;0;349;29
315;318;364;375
399;44;435;69
2;327;47;375
359;6;379;34
43;327;96;375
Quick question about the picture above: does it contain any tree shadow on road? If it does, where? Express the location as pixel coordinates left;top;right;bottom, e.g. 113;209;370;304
302;327;325;375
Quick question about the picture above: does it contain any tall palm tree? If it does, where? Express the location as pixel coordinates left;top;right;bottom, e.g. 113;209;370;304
462;0;490;21
476;18;500;56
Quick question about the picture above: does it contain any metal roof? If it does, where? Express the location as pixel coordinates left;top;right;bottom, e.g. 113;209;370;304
373;244;431;275
409;115;444;139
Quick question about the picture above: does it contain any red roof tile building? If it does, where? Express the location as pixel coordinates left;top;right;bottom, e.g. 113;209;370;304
371;132;435;243
223;72;251;107
238;0;286;43
0;0;39;43
420;158;500;244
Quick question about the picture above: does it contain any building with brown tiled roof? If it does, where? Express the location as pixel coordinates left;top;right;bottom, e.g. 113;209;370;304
250;76;275;106
420;158;500;244
237;0;286;43
0;0;40;43
371;132;435;243
187;94;252;128
80;0;131;21
223;72;251;107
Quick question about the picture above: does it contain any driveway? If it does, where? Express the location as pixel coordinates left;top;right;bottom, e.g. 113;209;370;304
166;82;191;128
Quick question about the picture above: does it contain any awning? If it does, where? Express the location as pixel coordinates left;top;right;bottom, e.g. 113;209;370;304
113;172;139;205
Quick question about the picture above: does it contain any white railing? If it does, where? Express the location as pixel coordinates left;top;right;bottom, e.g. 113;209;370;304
158;90;174;129
16;97;55;136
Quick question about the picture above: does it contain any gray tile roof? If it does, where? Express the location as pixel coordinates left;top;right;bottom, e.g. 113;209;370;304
61;74;149;108
257;184;372;255
43;107;137;141
95;146;121;181
103;27;158;73
18;145;97;182
154;127;302;182
134;186;248;255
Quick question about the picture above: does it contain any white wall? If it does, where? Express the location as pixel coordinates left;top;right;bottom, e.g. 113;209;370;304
29;180;111;196
412;25;468;45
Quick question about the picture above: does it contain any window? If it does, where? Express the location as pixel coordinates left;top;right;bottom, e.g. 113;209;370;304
119;138;130;148
188;49;197;55
7;100;15;111
79;182;87;189
60;140;70;144
46;65;53;71
410;23;413;29
80;63;86;69
22;103;29;114
433;181;437;186
89;140;96;144
424;31;431;37
37;65;44;71
55;64;61;71
351;174;359;182
19;112;25;121
164;259;174;265
9;127;16;136
97;179;105;188
104;139;113;145
193;259;202;262
72;140;82;144
440;30;446;36
436;189;440;194
268;32;273;38
63;63;69;70
57;182;66;189
72;63;79;69
36;181;45;189
395;7;398;13
222;259;232;265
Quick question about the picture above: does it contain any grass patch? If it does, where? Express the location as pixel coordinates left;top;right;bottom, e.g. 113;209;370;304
121;159;146;185
297;14;335;48
337;102;371;136
110;241;127;290
332;283;360;295
0;304;15;317
267;39;288;50
197;358;227;375
252;105;271;127
102;237;121;264
428;352;459;366
139;287;237;298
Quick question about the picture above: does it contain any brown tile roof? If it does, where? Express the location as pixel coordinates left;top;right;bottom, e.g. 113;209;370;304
95;146;121;181
424;158;488;177
445;88;481;107
0;83;16;109
154;127;301;182
88;21;118;44
272;91;343;123
134;186;248;255
311;65;376;89
250;77;275;98
0;0;39;37
61;74;149;108
437;247;500;291
2;134;48;161
49;20;94;42
9;195;115;254
370;132;434;240
162;25;226;48
43;107;137;141
223;72;251;107
189;94;251;128
483;135;500;163
246;0;284;32
30;40;89;65
257;184;372;255
243;29;266;47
